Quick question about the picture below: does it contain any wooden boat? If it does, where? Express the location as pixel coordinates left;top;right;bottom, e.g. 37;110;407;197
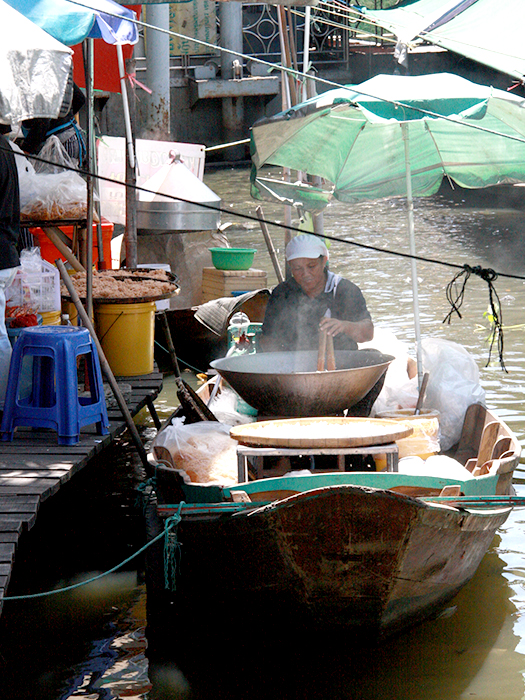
145;384;520;643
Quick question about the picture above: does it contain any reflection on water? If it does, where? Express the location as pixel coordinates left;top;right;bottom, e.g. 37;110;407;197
2;170;525;698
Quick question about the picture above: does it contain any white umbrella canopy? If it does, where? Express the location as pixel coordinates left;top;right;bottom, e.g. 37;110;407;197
0;0;73;125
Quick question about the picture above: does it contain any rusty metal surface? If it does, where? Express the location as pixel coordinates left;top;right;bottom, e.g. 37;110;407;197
211;349;394;416
167;484;511;636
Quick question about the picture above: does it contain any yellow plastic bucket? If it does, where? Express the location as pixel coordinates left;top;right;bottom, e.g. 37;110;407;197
40;309;61;325
95;301;155;376
376;409;441;464
61;301;93;326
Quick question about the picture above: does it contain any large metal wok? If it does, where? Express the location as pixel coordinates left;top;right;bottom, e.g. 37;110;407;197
210;349;394;417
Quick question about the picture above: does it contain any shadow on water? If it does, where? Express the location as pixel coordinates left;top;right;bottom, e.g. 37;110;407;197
146;541;524;700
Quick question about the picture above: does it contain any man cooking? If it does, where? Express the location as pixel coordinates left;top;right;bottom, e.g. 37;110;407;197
260;233;382;417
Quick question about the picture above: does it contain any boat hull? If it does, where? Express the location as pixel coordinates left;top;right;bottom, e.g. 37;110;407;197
153;485;510;639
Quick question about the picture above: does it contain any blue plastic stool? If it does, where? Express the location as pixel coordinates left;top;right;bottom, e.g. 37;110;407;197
1;326;110;445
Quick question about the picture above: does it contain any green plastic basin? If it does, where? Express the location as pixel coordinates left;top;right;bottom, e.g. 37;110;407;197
209;247;257;270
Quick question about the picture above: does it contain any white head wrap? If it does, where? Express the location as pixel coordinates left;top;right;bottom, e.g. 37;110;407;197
286;234;328;261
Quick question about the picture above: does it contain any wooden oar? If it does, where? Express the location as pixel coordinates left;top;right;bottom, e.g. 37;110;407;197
57;259;152;475
414;371;429;415
256;206;284;284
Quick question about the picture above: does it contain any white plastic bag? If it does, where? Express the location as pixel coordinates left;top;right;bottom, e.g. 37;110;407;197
365;332;485;452
360;328;419;413
152;418;238;484
422;338;485;451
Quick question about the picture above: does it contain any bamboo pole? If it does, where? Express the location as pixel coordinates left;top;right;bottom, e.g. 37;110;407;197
56;259;152;475
256;206;284;284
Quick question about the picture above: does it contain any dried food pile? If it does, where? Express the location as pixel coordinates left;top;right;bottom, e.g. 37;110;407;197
62;269;179;301
6;305;38;327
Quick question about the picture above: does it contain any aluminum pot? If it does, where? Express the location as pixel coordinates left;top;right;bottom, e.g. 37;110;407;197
210;349;394;417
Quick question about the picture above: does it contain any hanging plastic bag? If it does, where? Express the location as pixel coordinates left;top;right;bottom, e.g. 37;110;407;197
422;338;485;451
20;169;91;221
152;418;238;484
33;134;76;174
14;136;95;222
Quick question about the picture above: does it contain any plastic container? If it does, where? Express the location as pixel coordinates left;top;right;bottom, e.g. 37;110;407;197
6;259;60;313
95;301;156;376
376;408;441;461
227;312;250;349
40;309;61;325
209;247;257;271
31;218;113;267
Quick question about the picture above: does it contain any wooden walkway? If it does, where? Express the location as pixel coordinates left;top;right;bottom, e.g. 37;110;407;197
0;368;163;615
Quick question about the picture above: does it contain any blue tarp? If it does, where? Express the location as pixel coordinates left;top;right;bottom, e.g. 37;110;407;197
5;0;138;46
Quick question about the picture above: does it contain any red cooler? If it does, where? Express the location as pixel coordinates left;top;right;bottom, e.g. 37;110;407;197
30;218;114;268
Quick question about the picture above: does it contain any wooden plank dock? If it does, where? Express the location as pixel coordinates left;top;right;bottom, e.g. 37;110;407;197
0;368;163;615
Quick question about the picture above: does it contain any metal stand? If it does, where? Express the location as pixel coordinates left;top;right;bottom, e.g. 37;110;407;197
236;443;399;483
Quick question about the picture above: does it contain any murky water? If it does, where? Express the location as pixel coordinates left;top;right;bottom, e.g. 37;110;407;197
2;169;525;699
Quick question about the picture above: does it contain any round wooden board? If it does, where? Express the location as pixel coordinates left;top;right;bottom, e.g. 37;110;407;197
230;417;413;449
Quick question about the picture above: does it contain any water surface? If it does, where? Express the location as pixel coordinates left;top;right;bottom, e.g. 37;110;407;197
1;169;525;699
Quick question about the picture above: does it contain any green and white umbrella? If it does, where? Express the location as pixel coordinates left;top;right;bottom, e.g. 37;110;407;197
251;72;525;378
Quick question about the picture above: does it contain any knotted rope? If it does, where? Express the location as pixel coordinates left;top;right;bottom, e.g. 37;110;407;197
444;265;506;372
164;502;184;591
135;476;157;514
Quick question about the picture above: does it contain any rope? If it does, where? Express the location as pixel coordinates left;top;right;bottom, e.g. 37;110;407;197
135;476;157;514
444;265;507;371
205;139;250;153
163;502;184;592
153;339;205;375
5;145;525;370
1;514;178;602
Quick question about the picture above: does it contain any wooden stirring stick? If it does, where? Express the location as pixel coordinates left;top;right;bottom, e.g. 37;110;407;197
317;329;336;371
326;333;336;371
317;328;327;371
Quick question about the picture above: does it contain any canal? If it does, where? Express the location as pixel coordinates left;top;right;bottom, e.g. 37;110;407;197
1;168;525;699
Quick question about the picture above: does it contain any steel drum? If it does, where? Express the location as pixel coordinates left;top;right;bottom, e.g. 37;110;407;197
210;349;394;417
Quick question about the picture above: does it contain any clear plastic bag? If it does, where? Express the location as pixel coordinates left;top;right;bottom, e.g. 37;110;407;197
34;134;76;174
20;169;89;221
16;136;92;221
152;418;238;484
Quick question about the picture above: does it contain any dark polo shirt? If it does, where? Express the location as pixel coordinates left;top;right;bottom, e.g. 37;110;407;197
261;274;371;352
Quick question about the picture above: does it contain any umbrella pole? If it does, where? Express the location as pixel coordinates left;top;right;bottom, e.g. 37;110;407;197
85;38;95;320
402;123;423;388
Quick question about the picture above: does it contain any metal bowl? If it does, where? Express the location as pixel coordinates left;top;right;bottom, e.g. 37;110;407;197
210;349;394;417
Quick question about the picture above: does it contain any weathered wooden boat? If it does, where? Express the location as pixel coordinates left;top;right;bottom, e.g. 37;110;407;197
145;383;520;644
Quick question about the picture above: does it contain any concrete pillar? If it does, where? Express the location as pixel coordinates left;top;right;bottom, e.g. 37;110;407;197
145;4;171;139
219;2;243;80
219;2;245;159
